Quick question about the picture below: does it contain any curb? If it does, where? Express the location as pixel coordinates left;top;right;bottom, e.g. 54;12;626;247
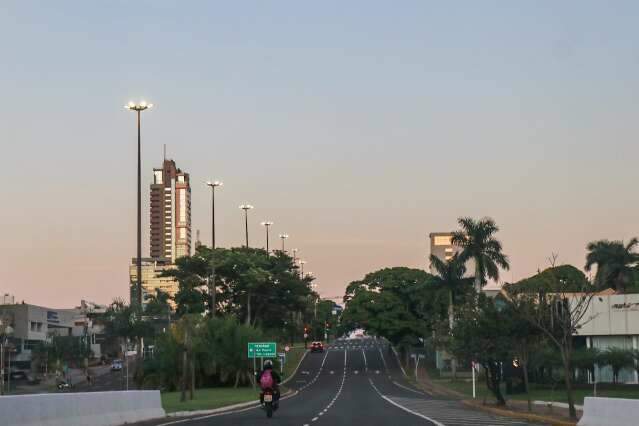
461;400;577;426
167;389;295;418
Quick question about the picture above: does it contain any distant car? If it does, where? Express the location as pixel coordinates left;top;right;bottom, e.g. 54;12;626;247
310;341;324;353
111;360;123;371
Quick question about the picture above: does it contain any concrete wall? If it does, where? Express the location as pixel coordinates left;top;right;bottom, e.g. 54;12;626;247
0;390;165;426
578;397;639;426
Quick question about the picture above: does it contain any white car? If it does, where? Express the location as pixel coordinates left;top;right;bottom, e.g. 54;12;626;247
111;360;123;371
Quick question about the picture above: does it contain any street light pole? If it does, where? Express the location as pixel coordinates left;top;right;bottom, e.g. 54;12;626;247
279;234;289;252
206;181;223;316
292;248;298;264
239;204;254;248
125;101;153;308
261;221;273;253
299;260;306;278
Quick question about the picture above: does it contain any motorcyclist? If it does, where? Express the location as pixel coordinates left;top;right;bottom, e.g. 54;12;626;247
257;360;281;406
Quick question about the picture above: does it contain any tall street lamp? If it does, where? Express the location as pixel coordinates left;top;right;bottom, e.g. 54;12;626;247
125;100;153;308
205;181;223;249
279;234;289;252
239;204;254;248
205;181;223;316
299;260;307;278
261;221;274;252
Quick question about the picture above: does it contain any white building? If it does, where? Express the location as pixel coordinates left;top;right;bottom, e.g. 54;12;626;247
576;293;639;383
1;293;15;305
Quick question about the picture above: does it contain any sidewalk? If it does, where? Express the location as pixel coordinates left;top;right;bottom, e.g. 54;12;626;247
414;367;580;426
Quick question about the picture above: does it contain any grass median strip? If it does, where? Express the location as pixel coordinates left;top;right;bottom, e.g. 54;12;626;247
432;378;639;405
162;387;257;413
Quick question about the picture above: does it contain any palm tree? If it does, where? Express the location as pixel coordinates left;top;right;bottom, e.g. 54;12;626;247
429;254;471;328
585;238;639;293
451;217;510;292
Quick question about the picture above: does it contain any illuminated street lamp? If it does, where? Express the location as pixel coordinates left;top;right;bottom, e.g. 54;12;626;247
125;100;153;308
279;234;289;252
299;260;307;277
239;204;254;248
205;181;223;316
292;248;299;263
261;221;274;252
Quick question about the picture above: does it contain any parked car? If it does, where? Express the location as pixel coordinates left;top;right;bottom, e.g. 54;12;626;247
111;360;123;371
310;341;324;353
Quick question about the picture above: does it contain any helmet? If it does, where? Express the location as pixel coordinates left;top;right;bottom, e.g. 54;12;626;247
264;360;273;368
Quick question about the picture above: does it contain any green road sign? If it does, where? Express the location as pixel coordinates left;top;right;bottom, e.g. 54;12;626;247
247;342;277;358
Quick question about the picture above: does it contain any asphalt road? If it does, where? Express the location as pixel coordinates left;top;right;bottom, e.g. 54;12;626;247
136;338;543;426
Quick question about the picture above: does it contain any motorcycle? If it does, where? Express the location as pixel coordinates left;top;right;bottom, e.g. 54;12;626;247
260;388;278;418
56;380;71;391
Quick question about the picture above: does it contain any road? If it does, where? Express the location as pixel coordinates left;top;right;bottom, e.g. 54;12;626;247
136;338;542;426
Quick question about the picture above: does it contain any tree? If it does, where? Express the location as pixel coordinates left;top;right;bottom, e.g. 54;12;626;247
599;347;634;384
429;254;473;328
504;266;596;420
145;289;172;318
451;217;510;292
585;238;639;293
572;347;601;384
449;294;513;405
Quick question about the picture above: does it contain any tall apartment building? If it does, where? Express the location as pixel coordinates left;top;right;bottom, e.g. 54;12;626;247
428;232;462;270
129;258;178;307
150;159;192;262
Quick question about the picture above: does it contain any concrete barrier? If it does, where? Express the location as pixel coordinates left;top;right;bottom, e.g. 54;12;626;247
578;396;639;426
0;390;165;426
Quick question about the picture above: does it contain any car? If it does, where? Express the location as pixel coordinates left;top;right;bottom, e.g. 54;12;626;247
111;360;123;371
310;341;324;353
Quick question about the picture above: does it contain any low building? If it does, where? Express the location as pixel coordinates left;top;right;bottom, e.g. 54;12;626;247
575;293;639;383
0;302;103;368
1;293;15;305
129;257;178;307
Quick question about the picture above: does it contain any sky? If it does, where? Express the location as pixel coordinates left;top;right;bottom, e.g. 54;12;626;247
1;1;638;307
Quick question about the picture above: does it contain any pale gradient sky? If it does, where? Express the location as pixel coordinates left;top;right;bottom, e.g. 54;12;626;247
1;1;638;307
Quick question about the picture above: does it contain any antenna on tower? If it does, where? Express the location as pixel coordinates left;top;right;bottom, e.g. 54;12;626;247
163;144;166;161
195;229;201;248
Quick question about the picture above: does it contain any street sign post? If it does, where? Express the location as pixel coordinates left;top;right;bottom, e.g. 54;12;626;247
247;342;277;358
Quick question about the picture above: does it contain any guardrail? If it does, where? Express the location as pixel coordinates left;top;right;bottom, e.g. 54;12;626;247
578;396;639;426
0;390;165;426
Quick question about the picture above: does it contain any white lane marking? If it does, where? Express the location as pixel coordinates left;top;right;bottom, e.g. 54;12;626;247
378;348;389;371
391;346;409;378
362;348;368;372
312;417;319;421
368;379;444;426
375;370;380;374
392;380;425;395
330;370;334;375
302;349;348;426
299;350;330;391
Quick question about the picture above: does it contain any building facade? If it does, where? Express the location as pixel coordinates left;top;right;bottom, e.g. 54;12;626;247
575;293;639;383
150;159;192;262
0;303;102;367
129;258;178;307
1;293;15;305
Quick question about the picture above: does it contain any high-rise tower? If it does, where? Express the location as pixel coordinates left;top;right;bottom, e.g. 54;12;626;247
150;159;191;262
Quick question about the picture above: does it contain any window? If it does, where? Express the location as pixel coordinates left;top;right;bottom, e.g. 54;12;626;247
179;189;186;222
433;235;452;246
179;228;186;239
178;175;185;183
154;170;163;184
444;248;454;253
